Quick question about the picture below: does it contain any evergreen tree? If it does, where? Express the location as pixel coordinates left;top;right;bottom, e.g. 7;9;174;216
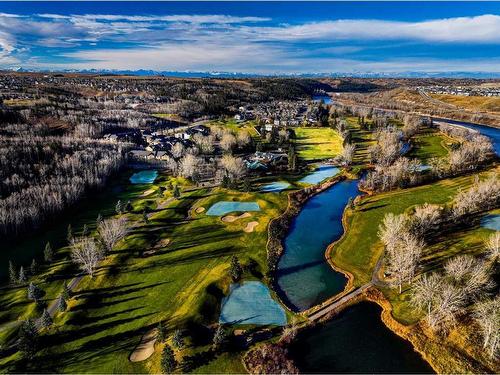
173;185;181;199
58;295;67;312
125;200;133;212
221;175;230;189
143;210;149;224
18;318;38;360
242;177;251;192
18;266;27;284
61;281;71;300
27;282;43;301
161;344;177;374
39;309;53;329
67;224;73;243
30;259;38;276
230;256;242;282
172;329;184;349
212;325;227;349
44;242;53;263
96;213;103;225
157;189;163;198
82;224;89;237
288;146;297;172
115;200;122;214
8;260;17;285
156;321;167;343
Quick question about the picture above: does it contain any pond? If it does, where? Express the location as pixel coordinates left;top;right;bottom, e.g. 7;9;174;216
129;170;158;184
260;181;291;193
276;179;361;311
434;118;500;155
312;95;333;105
299;165;340;185
206;201;261;216
289;302;434;373
219;281;287;326
481;214;500;231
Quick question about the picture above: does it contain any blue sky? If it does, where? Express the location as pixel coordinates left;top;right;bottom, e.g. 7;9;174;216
0;1;500;74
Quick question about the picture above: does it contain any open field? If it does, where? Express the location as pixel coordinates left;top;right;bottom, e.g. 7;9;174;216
208;118;259;137
294;127;343;161
430;94;500;114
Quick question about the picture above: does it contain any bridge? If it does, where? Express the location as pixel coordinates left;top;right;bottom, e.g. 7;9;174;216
305;283;373;321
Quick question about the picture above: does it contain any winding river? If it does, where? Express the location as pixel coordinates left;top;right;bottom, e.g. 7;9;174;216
276;179;361;312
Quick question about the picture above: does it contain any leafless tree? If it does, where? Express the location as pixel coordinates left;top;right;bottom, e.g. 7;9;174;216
473;297;500;359
171;143;185;159
485;231;500;264
70;237;103;278
220;154;246;180
411;273;442;327
237;131;252;148
98;217;129;253
411;203;442;236
341;144;356;166
179;154;200;179
220;132;237;153
378;213;408;252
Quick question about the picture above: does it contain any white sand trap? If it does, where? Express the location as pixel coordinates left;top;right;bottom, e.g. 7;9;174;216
129;329;157;362
154;238;171;249
195;207;205;214
244;221;259;233
142;188;155;197
221;212;251;223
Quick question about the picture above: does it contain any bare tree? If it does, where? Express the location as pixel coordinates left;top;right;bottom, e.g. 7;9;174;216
220;154;246;180
179;154;200;179
411;203;442;236
485;231;500;264
220;132;237;153
70;237;103;278
411;273;442;327
341;144;356;166
473;297;500;359
171;142;185;159
378;213;407;252
98;217;129;253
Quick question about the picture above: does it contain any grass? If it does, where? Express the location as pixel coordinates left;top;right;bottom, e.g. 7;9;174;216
330;171;492;288
0;174;288;373
208;118;259;137
430;93;500;114
294;127;343;161
344;117;375;165
407;128;451;162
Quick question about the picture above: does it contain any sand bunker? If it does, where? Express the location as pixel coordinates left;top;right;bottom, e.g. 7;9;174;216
195;207;205;214
221;212;251;223
129;329;157;362
244;221;259;233
142;188;155;197
143;238;171;257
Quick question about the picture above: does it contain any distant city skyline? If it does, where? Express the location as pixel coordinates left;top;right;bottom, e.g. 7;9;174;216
1;1;500;75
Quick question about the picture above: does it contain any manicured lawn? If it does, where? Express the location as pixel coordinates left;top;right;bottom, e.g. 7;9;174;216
1;180;287;373
294;127;343;161
208;118;259;137
345;117;375;165
407;128;451;162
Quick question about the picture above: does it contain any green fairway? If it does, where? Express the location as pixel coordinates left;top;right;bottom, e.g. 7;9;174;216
330;171;493;288
1;178;288;373
294;127;343;160
407;128;451;162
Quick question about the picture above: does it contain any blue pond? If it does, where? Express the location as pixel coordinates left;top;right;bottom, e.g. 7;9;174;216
206;201;261;216
312;95;333;104
299;165;340;185
219;281;287;326
481;214;500;231
260;181;291;193
277;179;361;311
129;170;158;184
